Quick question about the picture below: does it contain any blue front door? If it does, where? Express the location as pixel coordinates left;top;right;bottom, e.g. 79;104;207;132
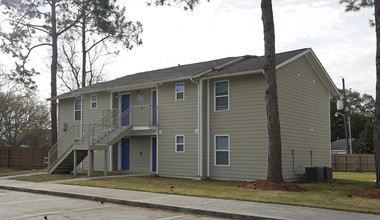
121;138;130;170
121;94;130;126
152;137;157;172
152;90;157;125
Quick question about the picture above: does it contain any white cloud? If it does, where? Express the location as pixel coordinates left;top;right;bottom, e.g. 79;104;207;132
0;0;377;98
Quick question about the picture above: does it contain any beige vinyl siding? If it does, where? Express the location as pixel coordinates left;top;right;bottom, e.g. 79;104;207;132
277;56;331;180
82;91;110;126
80;91;111;171
209;74;268;181
81;149;109;171
111;143;118;171
118;88;154;126
58;98;81;156
157;79;199;178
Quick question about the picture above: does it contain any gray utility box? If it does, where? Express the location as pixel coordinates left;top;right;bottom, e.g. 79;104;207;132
305;167;325;181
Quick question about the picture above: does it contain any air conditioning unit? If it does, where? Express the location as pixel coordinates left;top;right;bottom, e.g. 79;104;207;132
324;167;333;180
305;167;324;181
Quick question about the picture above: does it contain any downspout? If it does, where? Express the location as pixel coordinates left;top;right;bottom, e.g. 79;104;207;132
109;91;113;171
80;95;83;144
190;77;202;178
207;79;210;178
156;83;159;174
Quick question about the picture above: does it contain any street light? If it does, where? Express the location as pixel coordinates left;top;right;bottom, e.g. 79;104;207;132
335;111;352;154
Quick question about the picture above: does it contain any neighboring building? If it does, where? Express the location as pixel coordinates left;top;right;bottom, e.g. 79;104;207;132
331;138;358;154
48;48;339;181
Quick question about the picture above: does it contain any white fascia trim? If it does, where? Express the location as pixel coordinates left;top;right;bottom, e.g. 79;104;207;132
307;50;340;96
132;126;151;131
304;55;332;96
275;49;311;70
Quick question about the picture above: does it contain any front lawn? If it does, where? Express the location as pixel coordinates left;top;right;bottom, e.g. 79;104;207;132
0;168;47;177
63;172;380;215
10;170;118;182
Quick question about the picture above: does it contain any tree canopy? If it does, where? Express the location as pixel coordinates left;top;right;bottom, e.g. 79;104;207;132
331;89;375;153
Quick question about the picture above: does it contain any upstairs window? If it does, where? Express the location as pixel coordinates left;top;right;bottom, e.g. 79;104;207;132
91;95;97;109
74;99;82;121
215;80;229;111
215;135;230;166
175;83;184;101
175;135;185;153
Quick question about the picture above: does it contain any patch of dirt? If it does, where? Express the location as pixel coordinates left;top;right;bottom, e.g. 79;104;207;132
239;180;307;192
349;188;380;199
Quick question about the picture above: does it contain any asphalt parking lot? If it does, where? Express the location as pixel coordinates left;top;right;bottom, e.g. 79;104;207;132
0;189;224;220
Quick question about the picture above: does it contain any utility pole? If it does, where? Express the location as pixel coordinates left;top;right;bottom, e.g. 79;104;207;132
342;78;350;154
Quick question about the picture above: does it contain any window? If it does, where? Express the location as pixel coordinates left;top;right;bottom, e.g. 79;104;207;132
74;99;82;121
215;80;229;111
215;135;230;166
175;135;185;152
91;95;97;109
137;93;144;102
175;83;184;100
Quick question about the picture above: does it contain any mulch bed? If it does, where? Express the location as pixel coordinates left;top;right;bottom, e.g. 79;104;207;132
239;180;307;192
349;188;380;199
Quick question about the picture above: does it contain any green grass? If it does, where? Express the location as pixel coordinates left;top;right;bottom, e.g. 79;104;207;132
0;168;47;177
10;174;79;182
10;170;118;182
63;172;380;215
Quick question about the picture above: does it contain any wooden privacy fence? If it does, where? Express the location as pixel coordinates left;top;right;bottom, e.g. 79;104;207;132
331;154;375;172
0;147;49;170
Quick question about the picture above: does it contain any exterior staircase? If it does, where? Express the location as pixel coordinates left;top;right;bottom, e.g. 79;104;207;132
48;109;132;174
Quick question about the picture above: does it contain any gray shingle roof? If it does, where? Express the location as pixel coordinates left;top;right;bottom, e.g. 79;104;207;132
213;48;309;76
53;48;310;100
331;138;358;151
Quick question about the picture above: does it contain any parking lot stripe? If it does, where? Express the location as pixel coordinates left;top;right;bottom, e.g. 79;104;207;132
0;197;63;205
157;215;187;220
3;204;114;220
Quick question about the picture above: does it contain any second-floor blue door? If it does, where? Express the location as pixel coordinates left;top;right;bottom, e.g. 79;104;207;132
121;94;130;126
152;90;157;125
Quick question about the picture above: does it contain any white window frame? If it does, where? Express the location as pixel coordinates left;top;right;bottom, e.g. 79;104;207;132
214;135;230;166
214;80;229;112
74;99;82;121
175;83;185;101
91;94;97;109
175;135;185;153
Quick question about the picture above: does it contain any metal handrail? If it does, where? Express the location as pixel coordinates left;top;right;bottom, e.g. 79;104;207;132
48;125;79;169
88;108;131;146
48;105;158;171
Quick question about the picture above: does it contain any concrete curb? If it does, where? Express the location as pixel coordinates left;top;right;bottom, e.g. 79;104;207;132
0;185;278;220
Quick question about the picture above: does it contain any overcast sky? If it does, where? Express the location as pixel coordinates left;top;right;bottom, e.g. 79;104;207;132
0;0;376;100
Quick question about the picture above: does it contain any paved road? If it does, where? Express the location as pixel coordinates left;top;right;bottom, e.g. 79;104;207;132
0;189;224;220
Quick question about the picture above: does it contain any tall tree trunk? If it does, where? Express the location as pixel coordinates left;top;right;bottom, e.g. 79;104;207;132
81;6;87;88
261;0;283;183
51;0;58;147
373;0;380;189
